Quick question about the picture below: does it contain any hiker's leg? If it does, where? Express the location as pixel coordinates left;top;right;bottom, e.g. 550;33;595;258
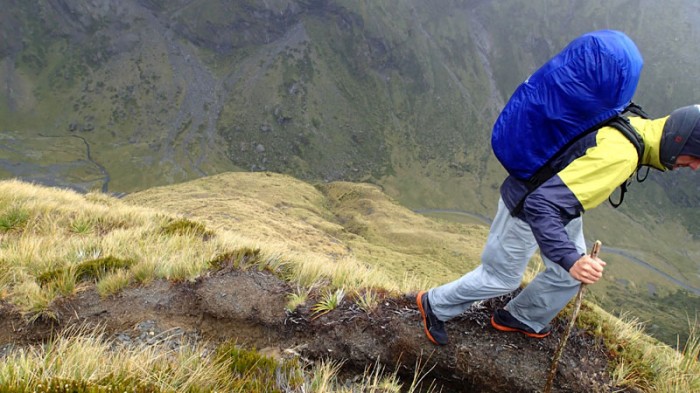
505;216;586;333
429;198;538;321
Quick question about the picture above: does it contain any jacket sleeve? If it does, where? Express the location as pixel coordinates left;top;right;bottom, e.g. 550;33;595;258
522;126;639;270
522;176;584;271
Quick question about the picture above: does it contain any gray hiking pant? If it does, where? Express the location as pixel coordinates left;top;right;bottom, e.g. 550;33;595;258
428;198;585;333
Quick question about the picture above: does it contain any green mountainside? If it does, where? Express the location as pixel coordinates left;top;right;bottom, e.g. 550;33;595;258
1;0;699;343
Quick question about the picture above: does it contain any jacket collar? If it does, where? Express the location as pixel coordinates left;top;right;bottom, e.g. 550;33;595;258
630;116;668;171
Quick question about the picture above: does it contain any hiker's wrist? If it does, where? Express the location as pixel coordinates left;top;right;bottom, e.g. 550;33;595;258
561;251;583;272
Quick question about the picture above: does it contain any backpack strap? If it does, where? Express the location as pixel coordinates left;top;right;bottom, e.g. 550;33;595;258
606;103;648;208
625;102;650;118
606;116;645;164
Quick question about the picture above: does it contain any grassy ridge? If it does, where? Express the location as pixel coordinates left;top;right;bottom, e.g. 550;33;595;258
124;172;487;286
0;174;698;392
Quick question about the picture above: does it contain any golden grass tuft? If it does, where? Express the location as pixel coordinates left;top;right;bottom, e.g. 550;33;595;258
160;217;213;239
0;327;234;392
576;303;700;392
311;288;346;319
354;288;380;313
96;269;132;297
285;285;310;311
215;342;305;392
0;323;433;393
209;246;261;270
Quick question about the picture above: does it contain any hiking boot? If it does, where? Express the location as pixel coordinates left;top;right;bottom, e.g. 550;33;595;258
416;291;448;345
491;308;552;338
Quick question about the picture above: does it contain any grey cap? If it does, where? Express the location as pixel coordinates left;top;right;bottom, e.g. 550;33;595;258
660;105;700;169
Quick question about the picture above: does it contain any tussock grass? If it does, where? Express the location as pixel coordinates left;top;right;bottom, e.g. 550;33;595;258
216;342;305;392
311;288;346;319
0;327;437;393
354;288;380;313
96;268;132;297
0;328;227;391
0;204;30;232
575;303;700;392
209;246;261;270
0;180;288;319
340;362;402;393
613;319;700;393
286;285;311;311
303;359;433;393
160;217;213;239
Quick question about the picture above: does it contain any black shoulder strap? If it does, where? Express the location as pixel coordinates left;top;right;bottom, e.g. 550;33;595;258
607;102;648;208
625;102;650;118
606;116;645;165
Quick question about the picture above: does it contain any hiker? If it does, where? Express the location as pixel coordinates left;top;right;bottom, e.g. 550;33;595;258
417;104;700;345
417;31;700;346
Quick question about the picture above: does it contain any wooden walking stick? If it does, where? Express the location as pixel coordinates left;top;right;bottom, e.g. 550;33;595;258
543;240;602;393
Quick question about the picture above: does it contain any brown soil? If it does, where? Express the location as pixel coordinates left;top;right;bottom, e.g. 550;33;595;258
0;266;630;393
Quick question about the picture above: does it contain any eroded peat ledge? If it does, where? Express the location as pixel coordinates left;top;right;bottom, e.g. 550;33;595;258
0;267;617;393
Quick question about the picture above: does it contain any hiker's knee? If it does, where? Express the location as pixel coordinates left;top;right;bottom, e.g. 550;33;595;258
499;275;523;292
481;249;529;291
481;263;522;292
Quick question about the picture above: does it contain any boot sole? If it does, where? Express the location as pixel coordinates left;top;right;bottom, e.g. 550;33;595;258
416;291;442;345
490;315;551;338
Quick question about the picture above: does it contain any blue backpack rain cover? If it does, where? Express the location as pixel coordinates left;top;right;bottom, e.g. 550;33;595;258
491;30;643;181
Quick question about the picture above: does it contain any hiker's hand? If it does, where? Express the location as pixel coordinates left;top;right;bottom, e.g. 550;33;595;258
569;255;606;284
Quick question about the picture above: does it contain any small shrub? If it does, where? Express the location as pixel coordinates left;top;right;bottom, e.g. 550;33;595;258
215;344;279;392
36;257;135;296
37;268;64;286
161;218;213;239
76;256;136;281
214;344;305;392
209;247;261;270
224;345;277;377
36;267;77;296
0;206;30;233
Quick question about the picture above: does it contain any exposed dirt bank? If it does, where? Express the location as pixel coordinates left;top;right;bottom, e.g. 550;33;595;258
0;266;625;393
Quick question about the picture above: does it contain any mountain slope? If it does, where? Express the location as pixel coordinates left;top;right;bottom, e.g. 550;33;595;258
2;0;699;221
2;1;700;203
2;0;700;225
1;0;699;346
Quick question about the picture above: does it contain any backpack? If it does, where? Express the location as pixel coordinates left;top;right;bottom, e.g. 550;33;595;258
491;30;647;211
